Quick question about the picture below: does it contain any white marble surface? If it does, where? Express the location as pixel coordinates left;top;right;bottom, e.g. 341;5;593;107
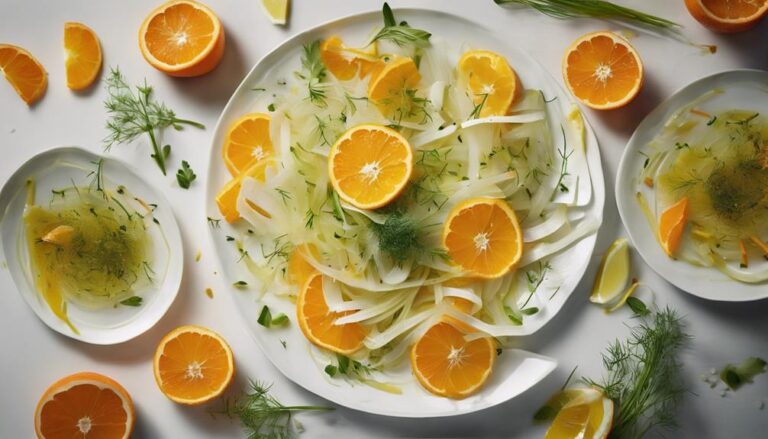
0;1;766;438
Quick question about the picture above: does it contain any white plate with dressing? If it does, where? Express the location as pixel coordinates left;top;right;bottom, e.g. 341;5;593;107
0;147;184;344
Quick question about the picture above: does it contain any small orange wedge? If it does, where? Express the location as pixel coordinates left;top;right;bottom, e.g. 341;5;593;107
686;0;768;33
410;321;495;398
64;22;102;90
329;124;413;210
139;0;225;77
443;197;523;279
297;273;368;355
367;55;421;117
222;113;273;176
563;31;643;110
658;197;689;257
153;325;235;405
320;36;378;81
0;44;47;105
35;372;134;439
458;50;520;117
216;159;271;223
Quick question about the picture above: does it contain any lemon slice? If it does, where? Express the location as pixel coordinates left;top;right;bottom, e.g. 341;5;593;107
590;238;630;305
261;0;289;25
544;387;614;439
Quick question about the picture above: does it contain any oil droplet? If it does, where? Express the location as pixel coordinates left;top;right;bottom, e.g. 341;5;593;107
205;288;214;299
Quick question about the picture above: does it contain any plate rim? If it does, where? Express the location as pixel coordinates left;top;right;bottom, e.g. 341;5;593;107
615;68;768;302
0;145;185;344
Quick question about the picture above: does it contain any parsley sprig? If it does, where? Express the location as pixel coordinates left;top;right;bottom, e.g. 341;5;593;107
176;160;196;189
103;67;204;175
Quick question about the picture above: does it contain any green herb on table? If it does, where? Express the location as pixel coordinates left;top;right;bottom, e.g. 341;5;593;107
217;381;333;439
176;160;196;189
370;3;431;48
719;357;767;390
103;67;205;175
119;296;142;307
585;307;690;439
626;296;650;316
257;305;289;328
494;0;679;31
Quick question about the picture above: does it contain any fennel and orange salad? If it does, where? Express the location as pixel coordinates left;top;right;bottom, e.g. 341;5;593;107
213;5;597;398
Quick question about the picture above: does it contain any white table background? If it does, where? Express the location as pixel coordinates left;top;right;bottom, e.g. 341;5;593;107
1;1;767;438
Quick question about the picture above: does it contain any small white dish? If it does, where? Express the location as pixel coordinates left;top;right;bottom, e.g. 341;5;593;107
616;69;768;302
205;8;605;417
0;147;184;344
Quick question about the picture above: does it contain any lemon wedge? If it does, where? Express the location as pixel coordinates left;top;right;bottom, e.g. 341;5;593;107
544;387;614;439
261;0;289;25
590;238;630;305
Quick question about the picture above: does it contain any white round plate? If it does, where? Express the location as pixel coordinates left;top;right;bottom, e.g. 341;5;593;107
616;69;768;302
205;8;605;416
0;147;184;344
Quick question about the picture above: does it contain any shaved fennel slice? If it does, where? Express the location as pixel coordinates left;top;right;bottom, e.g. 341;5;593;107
523;205;567;243
428;81;447;110
333;289;415;325
441;307;534;337
709;252;768;283
436;285;483;313
410;124;457;148
460;112;545;129
374;251;413;285
520;215;600;266
364;309;435;350
340;202;388;224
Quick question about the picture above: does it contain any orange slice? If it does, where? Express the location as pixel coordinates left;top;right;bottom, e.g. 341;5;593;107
35;372;134;439
320;36;378;80
367;56;421;117
287;244;319;288
658;197;689;257
443;197;523;279
458;50;520;117
328;124;413;210
0;44;46;105
297;273;368;354
64;22;102;90
216;159;271;223
222;113;273;176
153;325;235;405
563;31;643;110
410;321;495;398
686;0;768;33
138;0;225;77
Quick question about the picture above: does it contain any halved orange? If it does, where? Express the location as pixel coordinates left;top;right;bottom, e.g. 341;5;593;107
659;197;689;257
0;44;47;105
222;113;273;176
563;31;643;110
458;50;520;117
443;197;523;279
410;321;495;398
686;0;768;33
153;325;235;405
328;124;413;210
367;56;421;117
138;0;225;77
35;372;134;439
64;22;102;90
297;273;368;354
216;159;271;223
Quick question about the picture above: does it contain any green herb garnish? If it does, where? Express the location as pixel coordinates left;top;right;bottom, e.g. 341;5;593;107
324;353;374;381
120;296;143;307
300;40;328;106
176;160;196;189
257;305;289;328
369;209;421;262
103;67;204;175
494;0;679;31
370;3;431;48
719;357;767;390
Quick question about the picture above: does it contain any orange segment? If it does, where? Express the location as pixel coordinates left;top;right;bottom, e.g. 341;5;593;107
153;325;235;405
685;0;768;33
563;31;643;110
410;321;495;399
64;22;102;90
138;0;225;77
216;159;270;223
35;372;134;439
443;197;523;279
458;50;520;117
328;124;413;210
222;113;273;176
367;56;421;118
0;44;47;105
320;36;358;81
658;197;689;257
297;273;368;354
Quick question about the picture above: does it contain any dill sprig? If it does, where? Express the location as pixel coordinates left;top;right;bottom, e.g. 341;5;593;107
369;209;422;262
299;41;328;106
585;308;690;439
103;67;204;175
494;0;679;30
554;126;573;195
370;3;431;48
218;381;333;439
